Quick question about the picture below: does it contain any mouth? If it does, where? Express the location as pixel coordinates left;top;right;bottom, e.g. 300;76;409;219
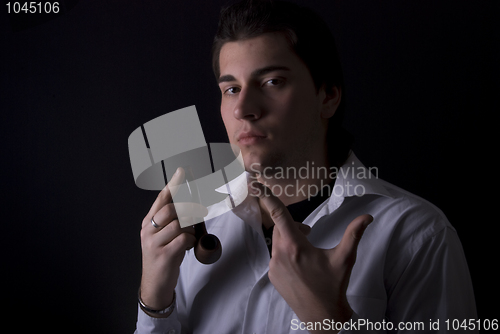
237;131;267;145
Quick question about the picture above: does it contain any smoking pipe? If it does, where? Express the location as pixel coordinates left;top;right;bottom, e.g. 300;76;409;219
182;166;222;265
194;222;222;264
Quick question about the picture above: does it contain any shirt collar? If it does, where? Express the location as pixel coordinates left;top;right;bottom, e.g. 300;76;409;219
333;151;393;199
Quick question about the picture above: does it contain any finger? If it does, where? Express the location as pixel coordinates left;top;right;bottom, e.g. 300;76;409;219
173;202;209;228
180;225;196;237
336;214;373;260
148;203;177;231
271;222;311;248
181;232;198;251
169;201;209;229
149;202;208;232
153;219;195;248
146;167;186;221
297;222;311;236
161;221;198;251
251;181;300;241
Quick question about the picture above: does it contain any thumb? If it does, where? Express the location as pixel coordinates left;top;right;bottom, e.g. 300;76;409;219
336;214;373;261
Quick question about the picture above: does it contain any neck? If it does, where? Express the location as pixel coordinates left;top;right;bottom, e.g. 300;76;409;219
255;156;334;229
255;154;334;206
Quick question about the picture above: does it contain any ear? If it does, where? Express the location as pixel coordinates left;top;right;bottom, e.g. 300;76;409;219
319;85;342;119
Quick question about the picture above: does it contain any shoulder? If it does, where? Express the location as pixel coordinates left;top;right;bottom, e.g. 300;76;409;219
334;153;453;243
380;178;451;229
359;178;456;260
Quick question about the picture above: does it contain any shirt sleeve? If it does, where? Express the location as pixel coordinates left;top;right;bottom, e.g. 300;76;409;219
385;226;477;333
134;304;182;334
340;226;477;333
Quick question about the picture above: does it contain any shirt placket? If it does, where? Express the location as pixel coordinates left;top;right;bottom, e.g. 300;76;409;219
237;197;275;334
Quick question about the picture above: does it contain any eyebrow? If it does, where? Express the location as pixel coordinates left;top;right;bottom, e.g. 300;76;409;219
218;65;291;84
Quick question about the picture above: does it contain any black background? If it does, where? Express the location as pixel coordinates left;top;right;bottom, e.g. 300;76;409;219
1;0;498;333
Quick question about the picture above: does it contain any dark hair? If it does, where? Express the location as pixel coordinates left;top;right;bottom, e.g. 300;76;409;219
212;0;353;168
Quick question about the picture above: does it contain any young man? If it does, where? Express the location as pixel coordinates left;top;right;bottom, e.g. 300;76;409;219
135;1;476;333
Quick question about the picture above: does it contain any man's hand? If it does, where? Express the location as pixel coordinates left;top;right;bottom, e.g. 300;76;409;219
140;167;207;312
252;182;373;333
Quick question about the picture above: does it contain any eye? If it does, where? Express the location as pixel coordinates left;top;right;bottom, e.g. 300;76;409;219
263;78;284;87
223;86;241;95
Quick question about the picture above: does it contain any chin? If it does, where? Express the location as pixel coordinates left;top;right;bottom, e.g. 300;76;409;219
242;150;285;175
243;154;263;174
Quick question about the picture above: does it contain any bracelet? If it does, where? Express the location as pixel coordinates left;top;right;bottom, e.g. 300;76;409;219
138;289;176;318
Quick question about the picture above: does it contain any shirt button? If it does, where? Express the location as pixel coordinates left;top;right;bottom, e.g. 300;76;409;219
167;330;176;334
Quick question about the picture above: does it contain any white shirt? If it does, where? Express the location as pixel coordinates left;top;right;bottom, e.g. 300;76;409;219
135;153;477;334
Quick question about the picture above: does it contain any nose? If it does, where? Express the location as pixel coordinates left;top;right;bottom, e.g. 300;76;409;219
233;86;262;121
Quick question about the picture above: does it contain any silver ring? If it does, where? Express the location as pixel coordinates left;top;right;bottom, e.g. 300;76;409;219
151;216;160;229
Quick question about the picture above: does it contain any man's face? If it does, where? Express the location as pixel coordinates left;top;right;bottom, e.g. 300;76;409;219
218;32;332;174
